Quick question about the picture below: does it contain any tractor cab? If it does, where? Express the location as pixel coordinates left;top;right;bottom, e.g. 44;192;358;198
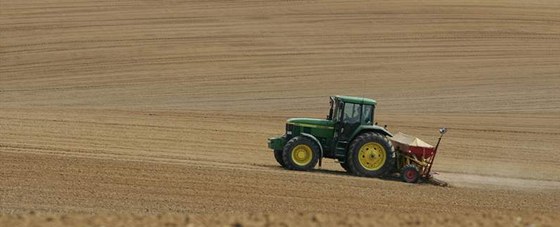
327;95;378;157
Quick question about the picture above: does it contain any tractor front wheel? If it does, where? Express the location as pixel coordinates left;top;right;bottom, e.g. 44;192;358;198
282;136;320;171
340;161;350;172
274;150;286;167
347;132;395;178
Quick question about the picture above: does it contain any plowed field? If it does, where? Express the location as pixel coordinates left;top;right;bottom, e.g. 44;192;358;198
1;0;559;226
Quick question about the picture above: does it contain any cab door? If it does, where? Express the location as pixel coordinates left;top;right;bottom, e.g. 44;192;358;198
338;102;362;142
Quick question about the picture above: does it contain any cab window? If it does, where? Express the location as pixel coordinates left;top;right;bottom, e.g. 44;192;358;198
343;103;361;124
362;105;373;124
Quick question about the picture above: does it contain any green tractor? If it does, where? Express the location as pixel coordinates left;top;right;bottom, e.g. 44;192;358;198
268;95;395;178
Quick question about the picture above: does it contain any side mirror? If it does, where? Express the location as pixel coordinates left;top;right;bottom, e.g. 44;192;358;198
439;128;447;135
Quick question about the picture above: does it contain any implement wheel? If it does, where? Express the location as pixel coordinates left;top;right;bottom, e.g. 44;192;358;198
282;136;320;171
347;132;395;178
274;150;286;167
401;164;420;183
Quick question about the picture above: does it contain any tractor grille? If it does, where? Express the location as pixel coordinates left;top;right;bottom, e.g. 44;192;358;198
285;124;294;138
285;124;294;133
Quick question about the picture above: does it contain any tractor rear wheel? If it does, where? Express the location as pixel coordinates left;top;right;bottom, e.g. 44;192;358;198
274;150;286;167
401;164;420;183
347;132;395;178
282;136;320;171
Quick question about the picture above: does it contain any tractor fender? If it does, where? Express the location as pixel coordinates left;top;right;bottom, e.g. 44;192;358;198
300;133;324;167
350;125;393;141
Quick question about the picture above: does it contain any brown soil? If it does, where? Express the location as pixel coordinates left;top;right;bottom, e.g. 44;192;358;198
1;0;559;226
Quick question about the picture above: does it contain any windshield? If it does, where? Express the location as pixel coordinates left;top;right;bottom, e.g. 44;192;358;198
327;97;343;121
327;97;334;120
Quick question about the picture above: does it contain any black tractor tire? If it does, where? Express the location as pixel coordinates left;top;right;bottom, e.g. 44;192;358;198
401;164;420;183
347;132;395;178
274;149;286;167
282;136;320;171
340;161;350;172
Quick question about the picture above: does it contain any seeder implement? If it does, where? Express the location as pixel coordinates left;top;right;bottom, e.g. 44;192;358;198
390;128;447;185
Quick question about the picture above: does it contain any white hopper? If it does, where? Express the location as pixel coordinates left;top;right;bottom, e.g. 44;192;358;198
390;132;434;152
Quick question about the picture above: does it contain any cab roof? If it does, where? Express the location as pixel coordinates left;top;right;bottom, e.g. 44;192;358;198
334;95;377;105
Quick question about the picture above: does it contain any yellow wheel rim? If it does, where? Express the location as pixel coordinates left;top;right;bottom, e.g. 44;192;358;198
291;144;313;166
358;142;387;171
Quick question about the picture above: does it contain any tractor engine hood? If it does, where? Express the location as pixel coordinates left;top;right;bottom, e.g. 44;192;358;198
286;118;334;129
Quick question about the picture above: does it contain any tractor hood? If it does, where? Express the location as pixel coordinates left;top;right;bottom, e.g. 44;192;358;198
287;118;334;129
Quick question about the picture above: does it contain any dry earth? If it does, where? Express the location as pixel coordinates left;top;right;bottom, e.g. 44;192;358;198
1;0;560;226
